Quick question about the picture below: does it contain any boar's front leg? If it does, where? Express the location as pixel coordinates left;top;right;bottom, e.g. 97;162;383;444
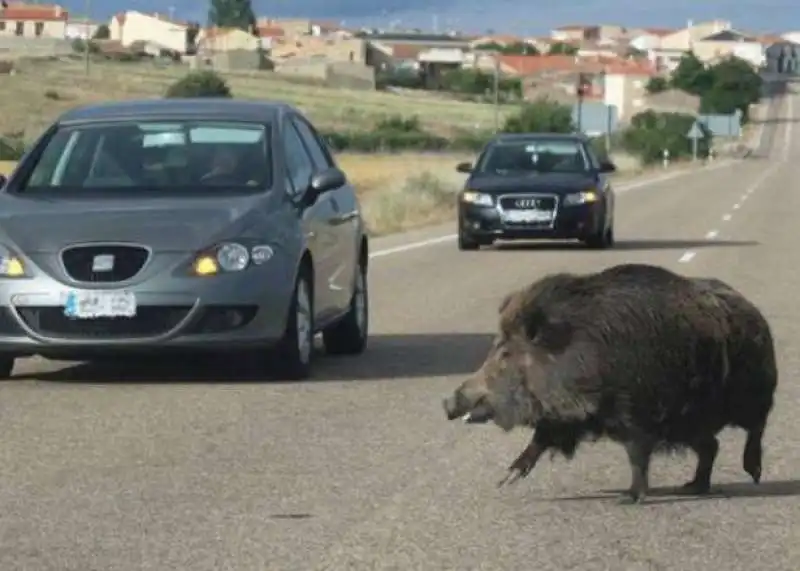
498;421;580;487
497;437;546;487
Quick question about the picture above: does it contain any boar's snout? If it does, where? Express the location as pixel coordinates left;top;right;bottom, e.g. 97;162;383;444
442;379;493;423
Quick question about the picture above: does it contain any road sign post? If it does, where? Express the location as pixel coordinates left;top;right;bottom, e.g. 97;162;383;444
687;121;703;161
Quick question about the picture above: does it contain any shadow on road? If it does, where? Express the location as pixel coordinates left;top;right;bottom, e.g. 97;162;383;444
553;479;800;504
492;239;759;252
14;333;495;384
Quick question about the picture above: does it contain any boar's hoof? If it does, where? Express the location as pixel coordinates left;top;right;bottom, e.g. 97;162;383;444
617;489;647;505
680;478;712;495
497;456;536;488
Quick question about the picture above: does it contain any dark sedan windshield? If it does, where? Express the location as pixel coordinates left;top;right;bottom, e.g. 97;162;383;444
476;139;590;175
16;120;273;192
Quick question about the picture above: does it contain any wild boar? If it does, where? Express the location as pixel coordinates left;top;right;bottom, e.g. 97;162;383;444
442;263;776;504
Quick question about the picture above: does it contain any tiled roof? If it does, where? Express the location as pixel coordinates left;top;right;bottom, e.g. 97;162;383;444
391;43;424;59
0;2;67;21
500;54;655;76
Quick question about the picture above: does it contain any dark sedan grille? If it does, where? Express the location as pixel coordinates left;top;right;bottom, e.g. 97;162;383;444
61;245;149;283
498;194;557;211
17;306;191;339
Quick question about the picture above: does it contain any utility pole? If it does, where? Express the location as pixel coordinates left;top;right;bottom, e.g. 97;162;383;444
83;0;90;75
493;51;500;132
576;72;589;133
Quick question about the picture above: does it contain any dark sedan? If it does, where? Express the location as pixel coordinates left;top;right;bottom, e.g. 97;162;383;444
456;133;617;250
0;99;369;380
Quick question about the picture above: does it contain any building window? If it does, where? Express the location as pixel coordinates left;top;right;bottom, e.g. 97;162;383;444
34;22;43;36
15;21;23;36
0;22;6;31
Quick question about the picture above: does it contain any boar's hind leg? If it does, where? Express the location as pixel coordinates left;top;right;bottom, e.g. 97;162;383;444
620;434;656;505
681;434;720;495
743;421;766;484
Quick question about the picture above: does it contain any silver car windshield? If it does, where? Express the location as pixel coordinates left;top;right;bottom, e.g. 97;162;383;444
17;120;273;192
477;139;590;175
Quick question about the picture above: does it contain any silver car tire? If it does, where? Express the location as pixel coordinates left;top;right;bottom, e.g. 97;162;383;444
322;260;368;355
0;355;14;380
275;270;314;380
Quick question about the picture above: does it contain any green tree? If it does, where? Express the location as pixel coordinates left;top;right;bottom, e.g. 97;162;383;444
645;76;669;94
670;51;713;95
92;24;110;39
208;0;256;31
548;41;579;56
165;70;232;98
503;97;575;133
621;110;712;164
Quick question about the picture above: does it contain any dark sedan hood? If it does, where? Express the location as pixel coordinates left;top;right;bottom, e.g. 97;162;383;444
467;172;597;194
0;193;269;253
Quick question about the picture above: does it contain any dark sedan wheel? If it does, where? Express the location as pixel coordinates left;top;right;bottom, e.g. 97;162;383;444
323;260;368;355
0;356;14;380
584;224;614;250
458;226;492;250
274;270;314;380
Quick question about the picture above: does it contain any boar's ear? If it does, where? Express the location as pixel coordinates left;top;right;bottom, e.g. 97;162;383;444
531;315;574;353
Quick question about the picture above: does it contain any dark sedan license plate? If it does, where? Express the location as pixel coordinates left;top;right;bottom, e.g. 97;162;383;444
502;209;554;223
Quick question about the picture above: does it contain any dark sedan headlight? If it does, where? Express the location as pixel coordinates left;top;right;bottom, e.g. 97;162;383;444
563;190;599;206
461;190;494;207
191;242;275;276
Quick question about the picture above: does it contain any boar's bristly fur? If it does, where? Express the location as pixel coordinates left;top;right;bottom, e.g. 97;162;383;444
442;263;778;504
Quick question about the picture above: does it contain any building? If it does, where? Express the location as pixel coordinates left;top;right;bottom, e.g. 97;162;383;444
0;3;68;38
197;27;261;54
691;29;766;68
109;10;188;54
650;20;731;70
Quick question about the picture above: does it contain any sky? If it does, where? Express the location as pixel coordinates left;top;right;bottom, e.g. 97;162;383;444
58;0;799;36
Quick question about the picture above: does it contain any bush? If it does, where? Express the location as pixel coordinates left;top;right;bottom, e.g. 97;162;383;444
165;70;232;98
620;110;712;165
502;97;575;133
646;76;669;94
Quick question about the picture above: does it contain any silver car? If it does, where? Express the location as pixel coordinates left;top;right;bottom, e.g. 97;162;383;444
0;99;370;380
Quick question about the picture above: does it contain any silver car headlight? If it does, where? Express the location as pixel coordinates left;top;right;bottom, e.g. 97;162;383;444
191;242;274;276
563;190;600;206
216;243;250;272
0;244;27;278
461;191;494;207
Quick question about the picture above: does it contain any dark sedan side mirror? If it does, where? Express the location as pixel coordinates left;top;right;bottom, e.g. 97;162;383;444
598;160;617;173
456;162;473;174
311;167;346;194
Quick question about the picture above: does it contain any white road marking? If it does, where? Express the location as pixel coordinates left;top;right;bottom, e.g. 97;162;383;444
369;234;456;258
741;194;748;201
678;251;696;263
705;230;718;239
733;203;740;210
722;214;732;221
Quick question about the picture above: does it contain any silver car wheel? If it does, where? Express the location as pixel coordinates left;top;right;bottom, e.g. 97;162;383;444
354;270;367;336
296;279;312;364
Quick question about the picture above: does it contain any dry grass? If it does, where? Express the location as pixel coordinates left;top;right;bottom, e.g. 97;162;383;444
0;57;509;141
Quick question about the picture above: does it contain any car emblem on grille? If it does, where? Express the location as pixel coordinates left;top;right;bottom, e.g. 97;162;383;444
515;198;539;209
91;254;115;272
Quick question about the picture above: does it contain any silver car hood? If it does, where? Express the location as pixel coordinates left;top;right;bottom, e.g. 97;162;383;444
0;193;269;253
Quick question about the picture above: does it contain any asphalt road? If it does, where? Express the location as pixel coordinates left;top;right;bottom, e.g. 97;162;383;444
2;86;799;570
